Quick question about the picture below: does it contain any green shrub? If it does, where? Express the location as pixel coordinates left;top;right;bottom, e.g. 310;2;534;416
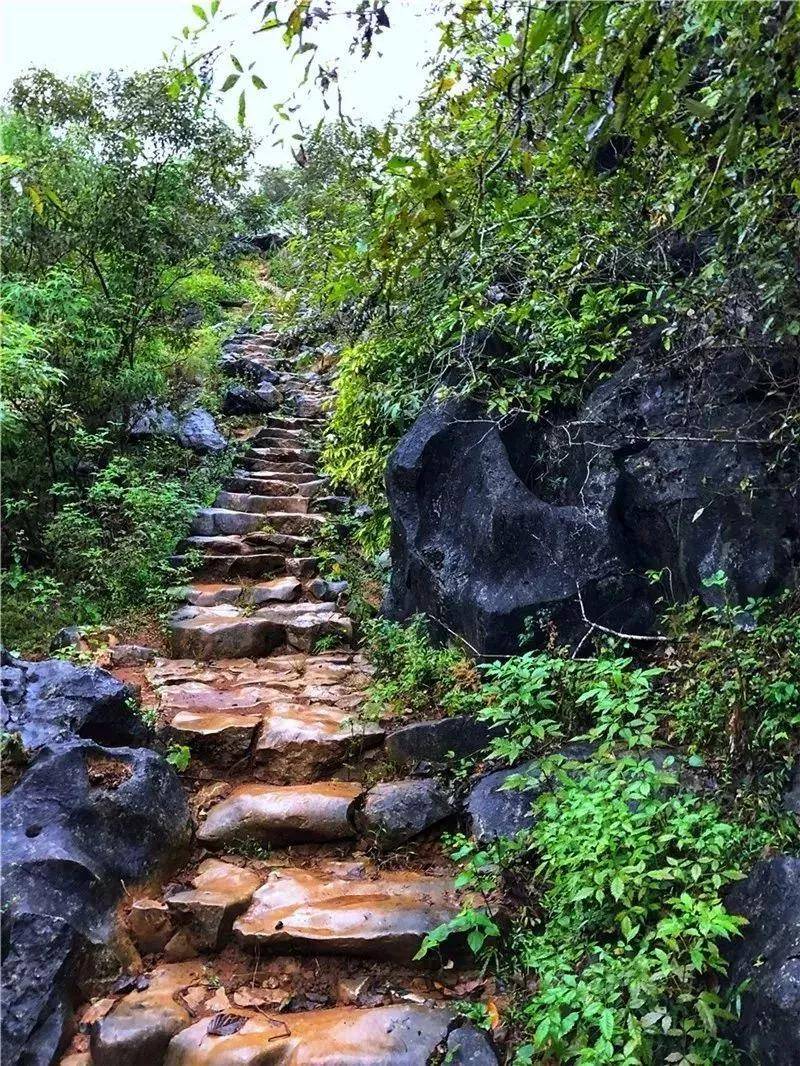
363;615;482;718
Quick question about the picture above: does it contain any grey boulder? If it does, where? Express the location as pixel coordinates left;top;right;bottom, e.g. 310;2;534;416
354;778;454;850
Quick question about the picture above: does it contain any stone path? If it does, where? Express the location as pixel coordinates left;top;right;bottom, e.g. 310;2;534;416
61;332;498;1065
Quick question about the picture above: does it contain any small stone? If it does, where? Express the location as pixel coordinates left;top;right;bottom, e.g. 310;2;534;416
307;578;329;600
91;962;201;1066
285;556;317;579
336;975;372;1006
204;987;232;1013
163;930;199;962
127;899;174;955
386;716;495;767
446;1025;499;1064
109;645;158;667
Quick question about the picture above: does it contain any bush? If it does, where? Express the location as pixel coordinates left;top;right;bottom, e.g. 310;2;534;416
363;615;482;718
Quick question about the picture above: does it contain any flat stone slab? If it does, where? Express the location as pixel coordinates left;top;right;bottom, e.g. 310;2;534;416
164;1005;465;1065
165;711;262;761
253;701;384;782
233;862;459;961
197;781;363;847
170;609;284;661
91;962;203;1066
166;859;261;950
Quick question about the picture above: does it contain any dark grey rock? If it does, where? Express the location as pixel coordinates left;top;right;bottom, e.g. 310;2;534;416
1;739;191;1066
128;402;179;441
385;346;799;653
1;655;147;755
292;394;324;419
783;759;800;815
446;1025;499;1064
177;408;226;453
49;625;83;652
354;503;374;520
108;645;158;667
386;716;495;767
467;744;594;843
222;382;281;415
724;855;800;1064
314;496;351;514
221;353;279;385
354;778;454;850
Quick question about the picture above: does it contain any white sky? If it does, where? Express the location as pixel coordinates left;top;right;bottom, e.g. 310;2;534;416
1;0;439;165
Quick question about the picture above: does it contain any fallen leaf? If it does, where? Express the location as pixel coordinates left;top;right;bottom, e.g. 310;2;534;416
233;988;268;1008
486;1000;502;1029
81;998;115;1026
207;1012;248;1037
205;987;232;1013
111;974;149;995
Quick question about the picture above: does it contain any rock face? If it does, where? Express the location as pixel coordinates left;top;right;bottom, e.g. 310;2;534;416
128;403;227;454
1;652;147;754
385;347;799;653
724;855;800;1064
1;739;191;1065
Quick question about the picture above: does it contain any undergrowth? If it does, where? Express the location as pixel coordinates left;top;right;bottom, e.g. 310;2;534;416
366;594;799;1064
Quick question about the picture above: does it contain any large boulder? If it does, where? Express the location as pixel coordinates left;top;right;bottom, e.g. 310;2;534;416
385;347;799;653
1;653;147;755
222;382;282;415
1;739;191;1066
176;409;226;454
724;855;800;1063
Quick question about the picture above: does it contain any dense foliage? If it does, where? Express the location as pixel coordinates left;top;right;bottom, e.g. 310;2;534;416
261;1;798;512
1;69;259;649
370;594;798;1063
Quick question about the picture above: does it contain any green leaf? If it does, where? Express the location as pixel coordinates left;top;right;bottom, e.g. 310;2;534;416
251;75;267;90
498;31;515;48
220;73;239;92
191;4;207;22
237;90;246;127
598;1009;615;1040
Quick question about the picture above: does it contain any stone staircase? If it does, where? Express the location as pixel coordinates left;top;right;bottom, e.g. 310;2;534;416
60;332;498;1066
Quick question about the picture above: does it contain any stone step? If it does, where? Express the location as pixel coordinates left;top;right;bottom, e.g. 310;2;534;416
232;467;324;486
165;859;261;950
214;490;309;515
169;602;352;660
197;781;362;847
224;475;326;497
182;577;301;609
164;1005;480;1065
192;510;324;538
190;509;271;537
262;414;325;431
171;552;287;581
250;425;305;442
163;694;381;777
248;447;318;464
233;863;460;962
182;535;265;556
241;459;317;476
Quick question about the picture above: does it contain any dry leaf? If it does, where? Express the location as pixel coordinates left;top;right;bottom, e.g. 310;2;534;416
81;998;115;1026
205;987;232;1013
207;1012;247;1037
486;1000;502;1029
233;988;268;1008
